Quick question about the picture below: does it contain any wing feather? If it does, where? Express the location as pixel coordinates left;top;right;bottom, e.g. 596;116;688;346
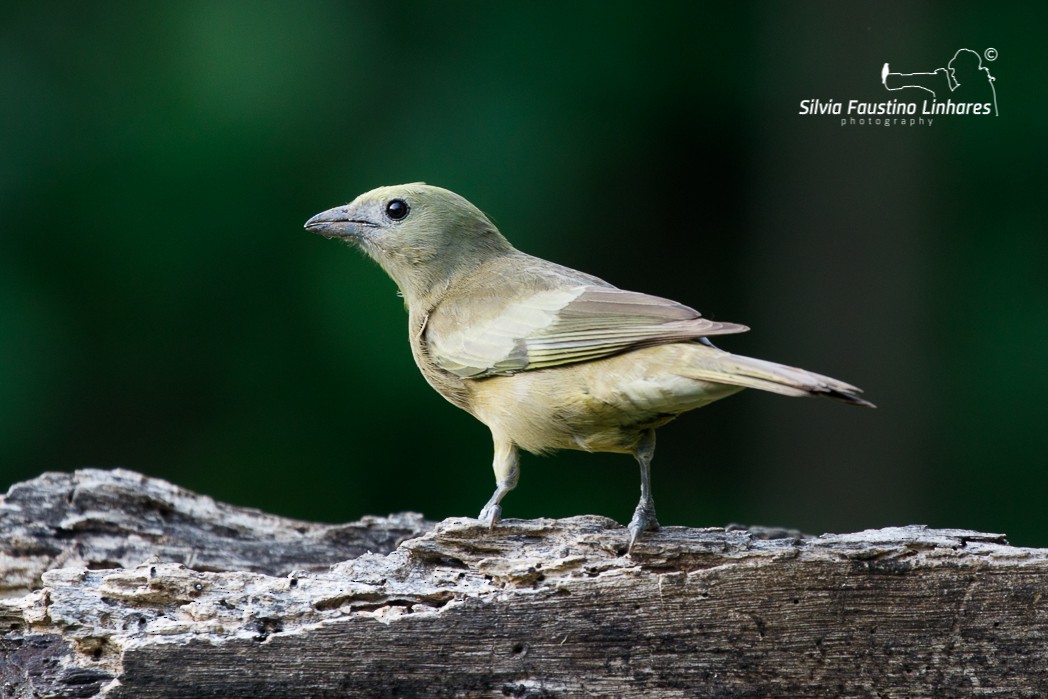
427;285;748;378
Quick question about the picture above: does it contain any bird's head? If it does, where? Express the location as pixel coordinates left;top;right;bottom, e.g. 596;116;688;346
306;183;513;305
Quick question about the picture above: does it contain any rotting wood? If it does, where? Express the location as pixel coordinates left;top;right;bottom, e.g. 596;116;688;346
1;469;1046;698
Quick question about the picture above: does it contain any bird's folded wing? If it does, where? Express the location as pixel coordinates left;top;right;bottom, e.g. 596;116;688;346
426;285;749;378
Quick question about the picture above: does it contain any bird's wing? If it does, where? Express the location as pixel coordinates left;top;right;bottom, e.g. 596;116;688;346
426;285;749;378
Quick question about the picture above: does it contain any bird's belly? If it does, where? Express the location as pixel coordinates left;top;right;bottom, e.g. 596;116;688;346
466;344;743;455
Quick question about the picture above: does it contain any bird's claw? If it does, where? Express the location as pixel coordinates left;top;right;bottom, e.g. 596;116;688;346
478;503;502;529
627;502;660;553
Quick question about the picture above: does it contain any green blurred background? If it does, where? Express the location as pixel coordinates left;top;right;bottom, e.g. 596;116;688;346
3;2;1046;543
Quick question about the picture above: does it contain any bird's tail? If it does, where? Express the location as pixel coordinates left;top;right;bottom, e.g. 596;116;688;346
680;344;875;408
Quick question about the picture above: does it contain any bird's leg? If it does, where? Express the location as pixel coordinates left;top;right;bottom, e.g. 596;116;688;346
478;437;519;528
627;429;660;552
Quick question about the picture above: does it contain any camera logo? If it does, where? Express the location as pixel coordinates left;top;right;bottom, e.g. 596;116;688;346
882;48;998;116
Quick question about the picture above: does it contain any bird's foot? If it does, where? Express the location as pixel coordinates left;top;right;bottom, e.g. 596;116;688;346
478;502;502;529
627;502;660;553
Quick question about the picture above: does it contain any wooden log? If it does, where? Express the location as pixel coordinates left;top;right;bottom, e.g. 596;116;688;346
0;469;433;600
1;469;1045;697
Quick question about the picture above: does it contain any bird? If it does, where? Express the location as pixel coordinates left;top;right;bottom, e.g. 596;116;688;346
305;183;873;551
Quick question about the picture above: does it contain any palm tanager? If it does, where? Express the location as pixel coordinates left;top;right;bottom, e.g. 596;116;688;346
305;184;873;549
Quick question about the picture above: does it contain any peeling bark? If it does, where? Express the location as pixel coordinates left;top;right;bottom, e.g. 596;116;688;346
2;469;1046;698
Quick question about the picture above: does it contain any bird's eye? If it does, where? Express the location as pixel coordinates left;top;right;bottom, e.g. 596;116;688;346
386;199;409;221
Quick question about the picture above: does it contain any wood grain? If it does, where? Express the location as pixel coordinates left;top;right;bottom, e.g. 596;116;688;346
2;469;1045;697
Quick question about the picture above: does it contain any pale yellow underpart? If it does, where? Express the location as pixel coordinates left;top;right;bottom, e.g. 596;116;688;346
466;340;862;457
467;343;732;455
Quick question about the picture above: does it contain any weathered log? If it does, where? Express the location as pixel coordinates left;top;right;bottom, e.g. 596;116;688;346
0;469;433;600
1;469;1046;698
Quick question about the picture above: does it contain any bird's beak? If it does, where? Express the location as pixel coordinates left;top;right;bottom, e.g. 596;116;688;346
304;206;374;239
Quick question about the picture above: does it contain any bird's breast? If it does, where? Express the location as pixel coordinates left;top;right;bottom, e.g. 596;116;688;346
409;311;473;412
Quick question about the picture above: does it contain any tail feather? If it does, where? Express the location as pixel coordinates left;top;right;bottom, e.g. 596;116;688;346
681;346;875;408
